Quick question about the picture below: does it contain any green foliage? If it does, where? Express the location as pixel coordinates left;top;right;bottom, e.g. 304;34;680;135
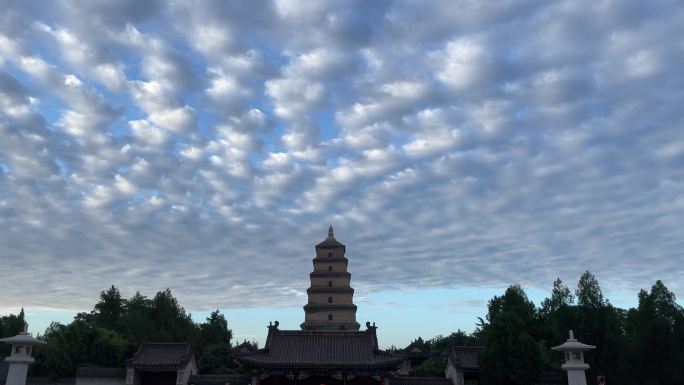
25;286;239;377
4;274;684;383
409;355;445;377
34;320;135;377
149;289;198;342
426;330;480;352
486;285;537;331
200;310;232;348
197;310;237;374
576;271;606;308
540;278;574;317
93;286;125;331
0;308;26;356
624;280;684;385
479;285;543;385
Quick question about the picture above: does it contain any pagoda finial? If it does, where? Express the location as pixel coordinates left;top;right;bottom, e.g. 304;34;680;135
328;225;334;238
22;322;28;334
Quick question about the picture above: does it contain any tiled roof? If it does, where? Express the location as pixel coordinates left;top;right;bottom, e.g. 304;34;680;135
307;287;354;294
234;341;258;354
236;325;405;370
126;342;194;369
315;227;346;249
447;346;482;374
76;367;126;379
403;340;431;357
390;377;452;385
189;374;251;385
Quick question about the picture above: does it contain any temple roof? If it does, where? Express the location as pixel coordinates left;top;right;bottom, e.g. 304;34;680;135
447;346;483;374
235;323;405;370
234;341;258;354
126;342;194;369
316;226;346;249
403;338;431;357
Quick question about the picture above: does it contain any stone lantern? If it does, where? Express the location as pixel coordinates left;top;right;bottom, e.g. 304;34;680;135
0;323;46;385
551;330;596;385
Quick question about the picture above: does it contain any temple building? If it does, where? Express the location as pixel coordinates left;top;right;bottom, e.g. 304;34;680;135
0;226;576;385
235;227;404;385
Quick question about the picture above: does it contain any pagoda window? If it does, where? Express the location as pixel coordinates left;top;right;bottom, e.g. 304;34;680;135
328;296;333;303
328;252;332;257
328;281;332;287
328;314;333;320
328;265;333;271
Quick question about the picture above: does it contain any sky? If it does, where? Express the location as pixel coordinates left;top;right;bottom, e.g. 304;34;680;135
1;0;683;348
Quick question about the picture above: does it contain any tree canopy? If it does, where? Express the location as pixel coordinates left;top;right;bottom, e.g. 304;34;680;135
3;274;684;383
408;274;684;385
24;287;239;377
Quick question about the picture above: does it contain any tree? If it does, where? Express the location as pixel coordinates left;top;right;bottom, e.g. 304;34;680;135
199;310;232;348
538;278;577;369
426;330;481;352
409;355;446;377
0;308;26;356
197;310;236;374
120;291;156;344
540;278;574;316
149;289;198;342
93;286;125;331
33;320;135;377
625;280;684;385
573;272;626;383
479;285;543;385
576;271;605;308
479;311;543;385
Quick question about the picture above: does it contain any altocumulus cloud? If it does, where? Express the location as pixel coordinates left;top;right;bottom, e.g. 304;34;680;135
0;0;683;312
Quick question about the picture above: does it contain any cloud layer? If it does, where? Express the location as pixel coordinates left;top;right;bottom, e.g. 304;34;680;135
1;0;683;312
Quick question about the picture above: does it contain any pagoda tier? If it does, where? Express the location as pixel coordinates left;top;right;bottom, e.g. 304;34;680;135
301;226;360;331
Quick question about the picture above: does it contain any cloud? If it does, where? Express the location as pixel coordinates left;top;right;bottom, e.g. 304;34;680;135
0;0;683;318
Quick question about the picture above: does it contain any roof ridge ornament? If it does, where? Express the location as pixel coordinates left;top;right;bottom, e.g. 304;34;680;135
328;225;334;238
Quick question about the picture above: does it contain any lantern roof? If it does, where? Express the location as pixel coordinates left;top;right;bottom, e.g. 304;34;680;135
551;330;595;352
0;331;46;346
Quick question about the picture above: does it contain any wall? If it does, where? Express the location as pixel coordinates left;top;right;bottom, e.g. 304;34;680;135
76;378;125;385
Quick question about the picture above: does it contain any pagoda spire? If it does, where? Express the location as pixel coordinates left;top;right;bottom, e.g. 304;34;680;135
328;225;334;238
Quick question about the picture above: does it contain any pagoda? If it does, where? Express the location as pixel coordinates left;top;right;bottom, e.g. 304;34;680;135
235;227;404;385
301;226;360;331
